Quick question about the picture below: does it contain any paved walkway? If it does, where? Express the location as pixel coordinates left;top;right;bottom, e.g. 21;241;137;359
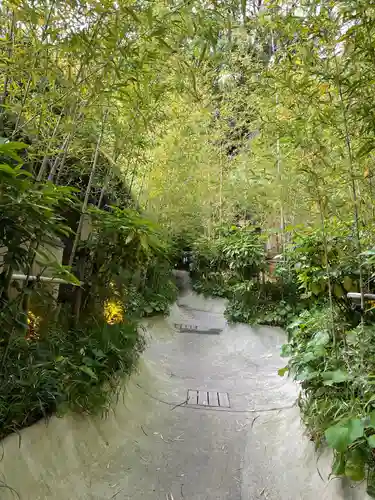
1;278;369;499
93;282;367;499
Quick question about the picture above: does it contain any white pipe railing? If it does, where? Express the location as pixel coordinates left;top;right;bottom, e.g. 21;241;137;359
347;292;375;301
12;274;82;286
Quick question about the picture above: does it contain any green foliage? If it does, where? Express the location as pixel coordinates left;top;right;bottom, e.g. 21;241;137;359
220;228;266;278
192;272;235;298
191;236;223;278
6;3;375;497
191;225;304;327
0;144;176;440
90;206;167;265
225;279;303;327
140;259;178;316
284;222;362;314
84;206;177;317
0;314;144;439
191;225;266;295
226;296;297;327
281;307;375;493
85;207;165;291
0;0;236;442
0;143;76;286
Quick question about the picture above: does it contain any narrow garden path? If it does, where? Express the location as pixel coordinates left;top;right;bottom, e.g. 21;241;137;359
93;274;365;500
0;275;368;499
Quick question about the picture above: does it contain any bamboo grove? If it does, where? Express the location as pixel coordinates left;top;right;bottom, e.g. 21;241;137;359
0;0;234;439
4;0;375;493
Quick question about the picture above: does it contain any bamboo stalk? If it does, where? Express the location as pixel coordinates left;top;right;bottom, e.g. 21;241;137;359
68;109;108;267
48;103;81;183
36;112;63;181
97;170;112;208
47;133;70;181
137;166;149;205
1;9;15;109
10;0;58;143
317;191;336;344
219;144;223;224
271;31;284;254
128;147;140;192
11;14;110;138
334;54;365;314
67;109;108;322
100;148;122;206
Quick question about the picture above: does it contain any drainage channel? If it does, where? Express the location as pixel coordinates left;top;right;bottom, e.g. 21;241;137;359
174;323;222;335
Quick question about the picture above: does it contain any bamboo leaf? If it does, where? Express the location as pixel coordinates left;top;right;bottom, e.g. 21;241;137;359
79;365;98;380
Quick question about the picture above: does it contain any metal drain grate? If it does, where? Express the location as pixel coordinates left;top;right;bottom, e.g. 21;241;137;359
174;323;198;331
187;390;230;408
174;323;222;335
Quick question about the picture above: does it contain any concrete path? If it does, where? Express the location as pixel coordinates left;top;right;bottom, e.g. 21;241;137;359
1;279;370;499
90;284;367;500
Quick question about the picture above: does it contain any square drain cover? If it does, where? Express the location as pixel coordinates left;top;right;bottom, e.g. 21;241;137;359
187;390;230;408
174;323;222;335
174;323;198;332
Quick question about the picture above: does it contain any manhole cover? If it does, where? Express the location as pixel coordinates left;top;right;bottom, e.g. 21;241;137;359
174;323;222;335
187;390;230;408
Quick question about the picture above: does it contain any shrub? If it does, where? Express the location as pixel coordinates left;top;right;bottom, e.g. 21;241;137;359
0;143;176;440
0;313;144;440
83;207;177;317
190;225;266;298
192;271;235;298
225;279;303;327
140;259;178;315
280;307;375;494
283;221;364;316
